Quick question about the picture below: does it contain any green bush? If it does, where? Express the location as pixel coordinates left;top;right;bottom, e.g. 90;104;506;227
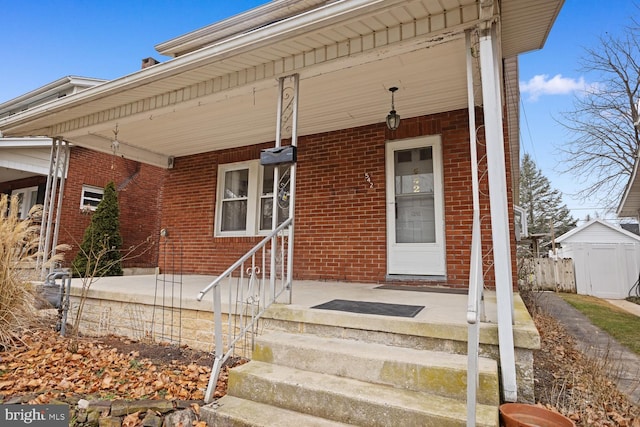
72;181;123;277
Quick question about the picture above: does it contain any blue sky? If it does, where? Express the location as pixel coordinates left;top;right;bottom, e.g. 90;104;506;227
518;1;638;223
0;1;637;223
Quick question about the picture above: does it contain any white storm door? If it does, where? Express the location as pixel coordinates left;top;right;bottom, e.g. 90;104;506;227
386;136;445;275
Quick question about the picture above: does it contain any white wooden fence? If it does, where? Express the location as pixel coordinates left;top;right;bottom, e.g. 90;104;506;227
519;257;576;293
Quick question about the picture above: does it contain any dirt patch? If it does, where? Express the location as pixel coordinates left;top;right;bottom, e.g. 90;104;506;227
94;334;215;368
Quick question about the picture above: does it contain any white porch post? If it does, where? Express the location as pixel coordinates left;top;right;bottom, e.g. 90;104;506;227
479;25;518;402
38;138;69;278
287;74;299;304
272;74;299;303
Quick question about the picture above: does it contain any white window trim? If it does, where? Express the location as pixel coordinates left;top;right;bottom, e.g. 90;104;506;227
215;160;290;237
215;161;259;237
80;185;104;211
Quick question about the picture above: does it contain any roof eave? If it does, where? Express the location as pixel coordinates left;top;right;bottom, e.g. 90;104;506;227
0;0;415;136
617;159;640;218
0;76;106;113
155;0;336;57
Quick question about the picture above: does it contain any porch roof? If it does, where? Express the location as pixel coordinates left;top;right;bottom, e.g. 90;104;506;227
0;0;562;170
0;137;56;182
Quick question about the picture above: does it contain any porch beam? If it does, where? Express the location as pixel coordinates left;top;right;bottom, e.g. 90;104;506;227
478;24;518;402
64;134;174;169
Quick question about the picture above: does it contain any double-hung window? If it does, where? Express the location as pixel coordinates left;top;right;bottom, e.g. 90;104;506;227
81;185;104;211
216;161;290;236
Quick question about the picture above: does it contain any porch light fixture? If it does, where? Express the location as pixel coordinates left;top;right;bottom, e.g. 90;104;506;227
386;87;400;131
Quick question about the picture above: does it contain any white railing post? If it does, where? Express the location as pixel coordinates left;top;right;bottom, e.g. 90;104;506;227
204;282;224;403
465;29;484;427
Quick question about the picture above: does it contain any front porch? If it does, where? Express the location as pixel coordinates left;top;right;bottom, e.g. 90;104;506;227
66;275;539;417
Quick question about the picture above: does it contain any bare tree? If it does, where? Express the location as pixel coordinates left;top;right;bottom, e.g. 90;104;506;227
557;21;640;209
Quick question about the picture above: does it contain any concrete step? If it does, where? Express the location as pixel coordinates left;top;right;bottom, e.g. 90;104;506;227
226;360;498;427
252;331;500;406
201;395;353;427
264;304;491;356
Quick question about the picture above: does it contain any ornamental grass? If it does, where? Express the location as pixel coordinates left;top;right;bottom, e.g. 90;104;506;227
0;194;44;350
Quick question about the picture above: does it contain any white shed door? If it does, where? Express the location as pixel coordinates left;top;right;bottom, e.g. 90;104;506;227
386;136;445;276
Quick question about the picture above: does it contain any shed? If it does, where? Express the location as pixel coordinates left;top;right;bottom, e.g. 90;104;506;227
556;219;640;299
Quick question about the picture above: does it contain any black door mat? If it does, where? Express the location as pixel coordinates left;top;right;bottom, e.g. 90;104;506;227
311;299;424;318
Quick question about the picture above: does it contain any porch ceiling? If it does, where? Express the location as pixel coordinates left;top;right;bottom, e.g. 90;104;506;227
0;0;563;169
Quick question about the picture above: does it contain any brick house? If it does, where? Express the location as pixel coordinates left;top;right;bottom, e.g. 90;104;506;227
0;77;164;271
0;0;564;404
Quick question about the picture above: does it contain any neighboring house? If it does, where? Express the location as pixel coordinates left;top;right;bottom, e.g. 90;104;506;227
555;219;640;299
0;77;164;272
0;0;564;405
618;152;640;224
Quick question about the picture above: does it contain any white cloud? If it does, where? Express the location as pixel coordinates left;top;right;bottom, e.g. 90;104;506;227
519;74;590;101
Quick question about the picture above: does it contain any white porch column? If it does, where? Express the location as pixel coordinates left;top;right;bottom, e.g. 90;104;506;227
38;138;70;278
272;74;299;303
479;25;518;402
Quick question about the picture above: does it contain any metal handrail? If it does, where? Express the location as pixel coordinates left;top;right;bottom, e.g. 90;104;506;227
196;217;292;302
197;217;293;403
465;29;484;427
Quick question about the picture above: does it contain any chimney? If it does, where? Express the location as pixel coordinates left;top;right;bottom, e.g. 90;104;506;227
141;57;160;69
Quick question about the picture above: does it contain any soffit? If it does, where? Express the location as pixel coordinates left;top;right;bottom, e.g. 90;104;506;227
500;0;564;57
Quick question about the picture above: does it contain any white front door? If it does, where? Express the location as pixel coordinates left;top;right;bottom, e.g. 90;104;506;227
386;136;446;276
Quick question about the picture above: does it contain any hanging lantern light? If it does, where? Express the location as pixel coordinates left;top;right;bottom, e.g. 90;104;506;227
386;87;400;131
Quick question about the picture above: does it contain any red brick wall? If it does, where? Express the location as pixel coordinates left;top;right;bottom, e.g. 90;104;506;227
57;147;165;269
159;109;517;288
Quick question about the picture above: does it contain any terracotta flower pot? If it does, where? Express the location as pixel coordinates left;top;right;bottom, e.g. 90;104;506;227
500;403;575;427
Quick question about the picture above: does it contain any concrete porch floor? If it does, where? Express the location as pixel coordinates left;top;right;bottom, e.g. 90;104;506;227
68;274;539;351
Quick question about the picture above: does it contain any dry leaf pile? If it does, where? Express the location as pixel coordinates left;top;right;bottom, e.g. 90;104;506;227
533;310;640;426
0;327;224;403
